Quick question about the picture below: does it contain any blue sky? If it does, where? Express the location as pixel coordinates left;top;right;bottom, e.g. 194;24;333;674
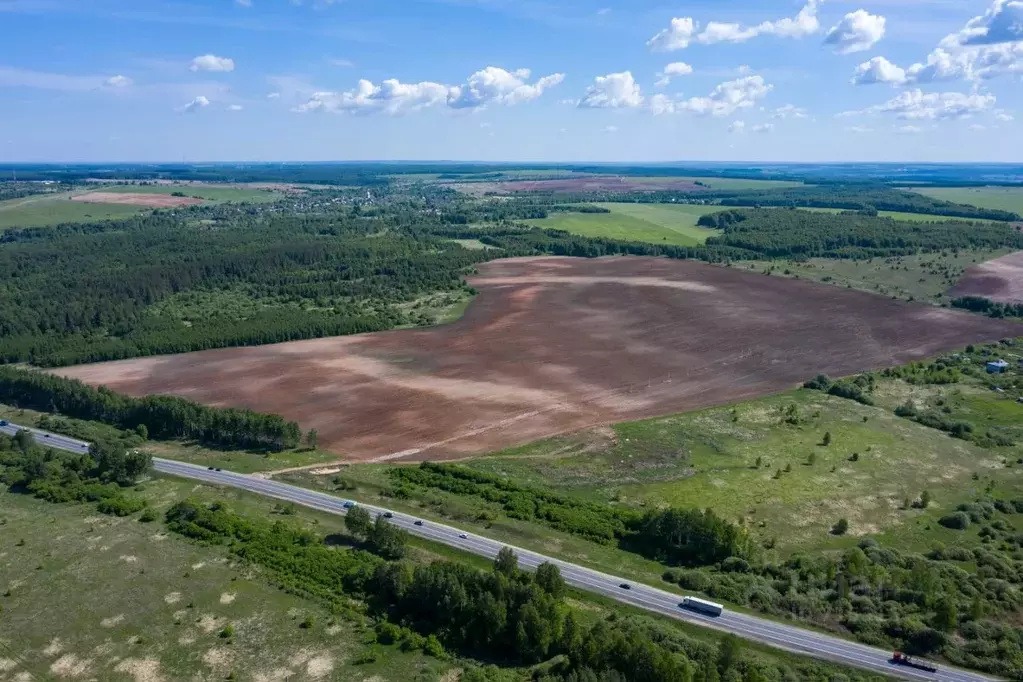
1;0;1021;162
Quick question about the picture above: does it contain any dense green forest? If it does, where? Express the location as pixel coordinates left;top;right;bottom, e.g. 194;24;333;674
164;499;881;682
0;366;302;450
952;295;1023;320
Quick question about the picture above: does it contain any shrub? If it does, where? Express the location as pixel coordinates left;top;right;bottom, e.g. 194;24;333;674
96;495;147;517
832;519;850;535
939;512;972;530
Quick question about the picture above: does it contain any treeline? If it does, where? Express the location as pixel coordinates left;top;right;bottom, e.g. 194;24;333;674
5;164;390;186
0;366;301;450
523;186;1020;221
0;430;150;515
952;296;1023;319
166;500;876;682
391;463;753;566
699;208;1023;259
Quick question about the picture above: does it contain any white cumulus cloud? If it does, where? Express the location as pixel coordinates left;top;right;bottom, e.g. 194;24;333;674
772;104;808;119
655;62;693;87
604;125;619;133
179;95;210;113
844;89;996;120
846;125;873;133
190;54;235;72
751;122;775;133
898;124;924;134
728;120;746;134
267;92;281;99
447;67;564;110
824;10;886;54
697;0;822;46
104;75;132;88
995;109;1014;121
293;66;563;115
970;123;987;130
227;104;243;111
851;56;907;85
578;71;644;109
647;17;697;52
657;75;773;117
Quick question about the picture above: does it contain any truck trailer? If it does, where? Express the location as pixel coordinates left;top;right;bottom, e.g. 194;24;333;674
891;652;938;673
680;596;724;617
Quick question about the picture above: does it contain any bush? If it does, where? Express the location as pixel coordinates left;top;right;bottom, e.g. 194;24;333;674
96;495;147;517
832;519;850;535
939;512;972;530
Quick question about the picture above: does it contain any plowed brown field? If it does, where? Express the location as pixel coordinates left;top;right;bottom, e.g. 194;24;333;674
57;257;1020;461
949;250;1023;304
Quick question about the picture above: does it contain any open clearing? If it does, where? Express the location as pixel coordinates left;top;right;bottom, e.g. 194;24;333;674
525;204;725;245
0;192;144;230
911;186;1023;215
58;256;1019;462
950;249;1023;304
99;184;284;203
71;191;205;208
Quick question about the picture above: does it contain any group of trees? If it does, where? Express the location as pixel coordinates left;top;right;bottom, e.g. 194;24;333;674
952;296;1023;320
0;366;302;450
0;428;150;514
391;463;753;566
165;499;870;682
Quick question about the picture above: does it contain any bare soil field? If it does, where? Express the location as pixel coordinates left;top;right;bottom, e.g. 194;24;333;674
949;250;1023;304
58;257;1020;462
71;191;205;207
448;176;707;195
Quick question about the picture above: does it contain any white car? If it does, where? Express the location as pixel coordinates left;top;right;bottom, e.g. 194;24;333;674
458;533;468;539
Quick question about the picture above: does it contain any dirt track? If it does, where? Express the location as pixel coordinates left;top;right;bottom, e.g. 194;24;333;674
71;192;205;208
58;257;1020;461
949;250;1023;304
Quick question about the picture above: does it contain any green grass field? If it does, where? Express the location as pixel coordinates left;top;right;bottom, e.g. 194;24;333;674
525;203;726;245
801;207;1004;223
628;176;803;190
910;187;1023;216
735;249;1011;304
102;184;282;203
0;193;145;230
0;482;449;682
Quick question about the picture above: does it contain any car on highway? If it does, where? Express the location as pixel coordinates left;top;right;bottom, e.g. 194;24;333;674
208;466;215;470
458;533;468;539
414;520;424;526
383;512;393;518
342;501;354;509
0;420;7;426
619;583;631;590
43;434;50;438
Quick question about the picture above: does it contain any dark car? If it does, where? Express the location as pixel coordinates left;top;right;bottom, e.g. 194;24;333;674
414;520;424;526
208;466;215;470
383;512;393;518
214;468;222;472
619;583;631;590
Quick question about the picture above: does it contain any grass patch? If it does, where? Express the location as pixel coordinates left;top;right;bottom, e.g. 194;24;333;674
102;184;282;203
627;176;804;190
734;249;1011;304
910;186;1023;216
0;192;146;230
800;206;1006;223
525;203;726;245
0;485;446;682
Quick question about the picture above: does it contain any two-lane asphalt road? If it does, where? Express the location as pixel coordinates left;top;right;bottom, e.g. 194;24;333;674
7;421;998;682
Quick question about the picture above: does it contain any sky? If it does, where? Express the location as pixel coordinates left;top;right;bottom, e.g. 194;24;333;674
1;0;1021;162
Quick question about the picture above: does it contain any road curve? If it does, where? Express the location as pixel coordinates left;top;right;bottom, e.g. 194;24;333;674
5;421;998;682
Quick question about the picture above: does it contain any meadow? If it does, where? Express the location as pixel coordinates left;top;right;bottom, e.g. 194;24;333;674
800;206;1004;223
102;183;283;203
0;192;144;230
524;203;726;245
911;186;1023;216
736;248;1012;304
627;176;804;190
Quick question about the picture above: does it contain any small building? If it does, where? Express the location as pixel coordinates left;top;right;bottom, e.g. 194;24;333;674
986;360;1009;373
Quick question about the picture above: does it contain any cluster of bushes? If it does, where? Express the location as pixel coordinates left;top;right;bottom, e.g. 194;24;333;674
880;360;963;385
662;514;1023;678
391;463;753;566
0;430;150;516
0;366;301;451
165;500;874;682
952;296;1023;320
802;374;875;405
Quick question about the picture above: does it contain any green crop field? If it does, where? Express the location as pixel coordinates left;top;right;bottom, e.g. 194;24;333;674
524;203;727;245
910;187;1023;216
800;206;1003;223
102;184;283;203
0;192;146;230
736;248;1012;304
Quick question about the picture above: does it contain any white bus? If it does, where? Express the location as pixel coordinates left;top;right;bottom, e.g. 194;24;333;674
680;596;724;617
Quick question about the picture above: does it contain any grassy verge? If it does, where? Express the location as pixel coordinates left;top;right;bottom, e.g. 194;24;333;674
524;204;725;246
733;249;1011;304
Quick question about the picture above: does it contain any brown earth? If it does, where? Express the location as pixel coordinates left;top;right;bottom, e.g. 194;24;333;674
70;192;205;208
448;176;707;195
948;250;1023;305
57;256;1020;462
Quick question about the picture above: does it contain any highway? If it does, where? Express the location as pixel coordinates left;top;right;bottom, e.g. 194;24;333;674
9;421;998;682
